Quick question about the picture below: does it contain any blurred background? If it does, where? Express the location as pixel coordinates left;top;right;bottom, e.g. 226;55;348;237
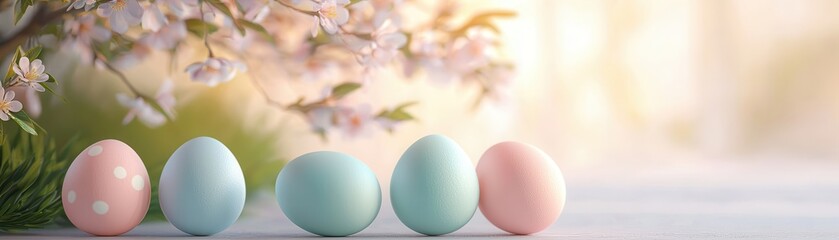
6;0;839;224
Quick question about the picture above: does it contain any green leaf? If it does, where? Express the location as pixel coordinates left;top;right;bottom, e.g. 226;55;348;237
331;82;362;99
39;80;68;103
24;46;43;59
205;0;246;35
45;73;56;83
394;101;417;111
376;101;418;122
382;109;414;121
239;19;277;45
14;0;34;24
347;0;364;7
9;112;37;136
38;24;62;37
185;19;219;37
10;111;44;134
4;47;23;85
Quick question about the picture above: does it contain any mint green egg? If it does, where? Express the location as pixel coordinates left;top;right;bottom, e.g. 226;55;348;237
275;151;381;237
390;134;479;235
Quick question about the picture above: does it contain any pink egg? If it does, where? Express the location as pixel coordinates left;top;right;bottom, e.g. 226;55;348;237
477;141;566;235
62;139;150;236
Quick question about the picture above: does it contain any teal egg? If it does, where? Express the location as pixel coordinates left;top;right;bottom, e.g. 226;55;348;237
159;137;246;236
390;134;479;235
275;151;381;237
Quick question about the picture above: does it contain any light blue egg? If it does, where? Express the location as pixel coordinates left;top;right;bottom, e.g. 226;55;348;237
275;151;381;237
390;134;479;235
159;137;246;236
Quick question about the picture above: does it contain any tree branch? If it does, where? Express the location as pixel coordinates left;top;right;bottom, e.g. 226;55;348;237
98;56;142;97
0;4;75;58
0;0;12;12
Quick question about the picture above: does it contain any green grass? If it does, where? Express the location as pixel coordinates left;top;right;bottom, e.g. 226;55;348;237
0;131;78;232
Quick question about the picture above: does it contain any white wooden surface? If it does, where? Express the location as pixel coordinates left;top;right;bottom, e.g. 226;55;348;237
7;161;839;239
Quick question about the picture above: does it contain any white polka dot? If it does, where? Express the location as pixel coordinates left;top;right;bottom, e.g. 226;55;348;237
92;201;109;215
113;166;127;179
131;175;144;191
67;191;76;203
87;145;103;157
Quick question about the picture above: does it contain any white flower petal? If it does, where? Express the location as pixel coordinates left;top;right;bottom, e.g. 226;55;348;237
19;57;30;73
4;91;14;102
110;13;129;33
335;7;349;25
97;3;114;17
69;0;86;10
142;4;168;32
0;112;9;121
320;17;338;34
127;0;144;19
32;84;45;92
12;64;23;77
166;0;185;17
311;16;320;37
34;64;45;75
122;111;137;125
116;93;134;107
91;26;112;42
30;59;43;72
379;33;407;50
8;101;22;112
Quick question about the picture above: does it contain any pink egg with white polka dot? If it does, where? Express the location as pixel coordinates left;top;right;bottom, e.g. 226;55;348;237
62;139;150;236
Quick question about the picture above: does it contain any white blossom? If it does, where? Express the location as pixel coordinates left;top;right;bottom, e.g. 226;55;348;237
306;107;334;132
446;30;493;74
141;3;168;32
185;57;246;86
113;41;152;69
67;0;96;11
12;57;48;92
312;0;350;37
156;79;177;118
0;87;23;122
356;19;407;67
239;0;271;22
116;94;166;128
335;104;373;138
140;20;187;50
63;15;111;65
159;0;199;18
98;0;143;33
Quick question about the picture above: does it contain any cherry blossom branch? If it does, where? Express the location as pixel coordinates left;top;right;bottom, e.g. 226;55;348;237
198;2;216;57
243;61;288;109
0;4;81;58
274;0;318;16
234;52;332;112
97;56;146;99
0;0;12;12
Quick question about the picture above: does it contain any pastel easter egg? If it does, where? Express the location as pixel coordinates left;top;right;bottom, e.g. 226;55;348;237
276;151;381;237
159;137;246;236
477;141;566;235
62;139;151;236
390;134;479;236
